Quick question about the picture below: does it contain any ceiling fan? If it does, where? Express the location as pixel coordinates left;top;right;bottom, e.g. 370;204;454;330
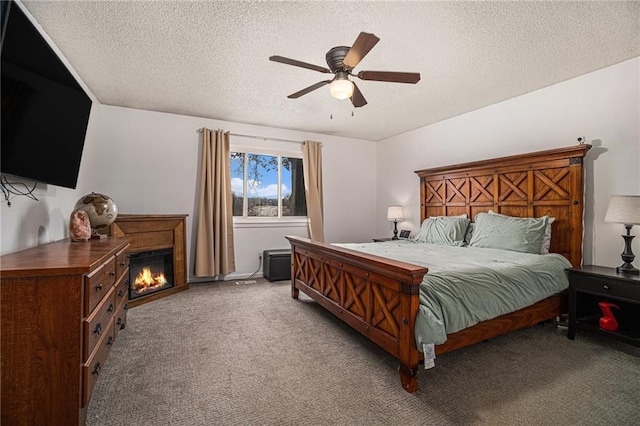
269;32;420;108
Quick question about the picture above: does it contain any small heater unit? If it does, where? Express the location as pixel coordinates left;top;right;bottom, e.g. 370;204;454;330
263;249;291;282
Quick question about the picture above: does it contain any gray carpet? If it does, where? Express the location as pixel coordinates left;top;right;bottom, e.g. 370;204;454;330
87;279;640;426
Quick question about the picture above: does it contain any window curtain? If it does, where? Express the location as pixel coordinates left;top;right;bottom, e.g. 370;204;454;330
302;140;324;242
194;128;235;277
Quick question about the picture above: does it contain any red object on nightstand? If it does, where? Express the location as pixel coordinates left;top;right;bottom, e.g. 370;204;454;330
599;302;620;331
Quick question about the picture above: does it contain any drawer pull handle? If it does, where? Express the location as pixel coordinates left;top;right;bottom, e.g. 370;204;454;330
117;317;122;326
603;284;610;290
120;261;126;267
93;362;101;376
96;283;103;291
109;271;115;277
107;336;114;346
124;303;128;310
94;323;102;335
117;290;124;297
107;303;114;313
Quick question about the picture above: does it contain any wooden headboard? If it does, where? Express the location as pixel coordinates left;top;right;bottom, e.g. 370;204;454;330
414;145;591;267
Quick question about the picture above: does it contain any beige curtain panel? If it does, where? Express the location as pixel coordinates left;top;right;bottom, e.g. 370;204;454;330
194;128;236;277
302;140;325;242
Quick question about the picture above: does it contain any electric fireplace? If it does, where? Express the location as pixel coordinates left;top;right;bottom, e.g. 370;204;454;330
129;249;174;300
106;214;189;307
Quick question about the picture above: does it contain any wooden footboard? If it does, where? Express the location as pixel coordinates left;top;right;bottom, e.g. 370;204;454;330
287;235;567;393
286;235;428;392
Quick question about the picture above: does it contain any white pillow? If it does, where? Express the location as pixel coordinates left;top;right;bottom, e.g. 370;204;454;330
540;217;555;254
488;210;555;254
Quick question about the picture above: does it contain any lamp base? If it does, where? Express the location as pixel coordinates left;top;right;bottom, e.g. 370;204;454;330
392;220;399;240
617;228;638;275
617;263;640;275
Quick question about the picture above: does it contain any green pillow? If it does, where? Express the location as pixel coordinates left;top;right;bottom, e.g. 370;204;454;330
469;213;548;254
415;216;470;246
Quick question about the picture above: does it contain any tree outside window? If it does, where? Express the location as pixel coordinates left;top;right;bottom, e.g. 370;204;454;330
230;151;307;218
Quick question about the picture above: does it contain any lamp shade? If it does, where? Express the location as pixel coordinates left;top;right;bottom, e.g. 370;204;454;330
387;205;404;221
604;195;640;225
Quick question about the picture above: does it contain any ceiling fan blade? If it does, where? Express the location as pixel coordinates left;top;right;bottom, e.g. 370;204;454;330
350;82;367;108
269;56;332;74
287;80;332;99
343;32;380;70
356;71;421;84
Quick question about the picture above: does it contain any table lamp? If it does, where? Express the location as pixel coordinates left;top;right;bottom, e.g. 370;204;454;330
387;205;404;240
604;195;640;275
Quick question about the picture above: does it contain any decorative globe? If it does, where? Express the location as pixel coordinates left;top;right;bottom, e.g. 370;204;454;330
74;192;118;233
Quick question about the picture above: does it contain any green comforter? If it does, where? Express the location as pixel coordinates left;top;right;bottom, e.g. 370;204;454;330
335;240;572;347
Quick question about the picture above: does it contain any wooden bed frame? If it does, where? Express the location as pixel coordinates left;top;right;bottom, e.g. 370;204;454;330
287;144;591;393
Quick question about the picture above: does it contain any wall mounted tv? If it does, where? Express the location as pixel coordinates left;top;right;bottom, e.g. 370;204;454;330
1;0;92;189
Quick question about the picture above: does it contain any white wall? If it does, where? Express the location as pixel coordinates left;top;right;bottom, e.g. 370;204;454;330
96;106;377;281
377;57;640;268
0;101;105;255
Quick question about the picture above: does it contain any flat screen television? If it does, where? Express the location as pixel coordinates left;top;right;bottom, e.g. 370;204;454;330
1;0;92;189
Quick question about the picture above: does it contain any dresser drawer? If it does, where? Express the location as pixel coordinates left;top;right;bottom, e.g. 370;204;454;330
82;318;115;408
84;256;116;315
574;274;640;301
114;299;128;340
114;273;129;339
83;286;116;360
115;272;129;306
115;245;130;281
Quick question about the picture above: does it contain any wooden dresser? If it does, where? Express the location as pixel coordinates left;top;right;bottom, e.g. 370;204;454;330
1;237;130;425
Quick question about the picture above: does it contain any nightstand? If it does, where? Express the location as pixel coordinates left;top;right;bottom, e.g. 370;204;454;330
567;265;640;346
372;237;395;242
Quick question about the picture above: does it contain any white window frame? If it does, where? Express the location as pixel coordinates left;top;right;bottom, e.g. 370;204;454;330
230;145;308;226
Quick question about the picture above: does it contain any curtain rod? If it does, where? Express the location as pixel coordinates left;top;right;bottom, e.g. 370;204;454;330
197;128;302;144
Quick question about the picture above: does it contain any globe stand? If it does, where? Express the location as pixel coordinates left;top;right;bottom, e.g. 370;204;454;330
90;229;108;239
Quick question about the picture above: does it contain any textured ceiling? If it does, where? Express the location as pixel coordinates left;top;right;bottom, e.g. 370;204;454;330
20;1;640;141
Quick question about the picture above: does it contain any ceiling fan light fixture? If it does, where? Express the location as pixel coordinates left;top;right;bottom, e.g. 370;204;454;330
330;73;354;100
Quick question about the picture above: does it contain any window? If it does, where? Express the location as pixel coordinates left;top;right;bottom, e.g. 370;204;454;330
230;151;307;218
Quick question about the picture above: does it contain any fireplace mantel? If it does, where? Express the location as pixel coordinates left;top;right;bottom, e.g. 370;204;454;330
107;214;188;307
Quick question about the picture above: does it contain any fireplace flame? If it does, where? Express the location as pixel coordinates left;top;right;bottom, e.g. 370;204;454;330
134;267;168;293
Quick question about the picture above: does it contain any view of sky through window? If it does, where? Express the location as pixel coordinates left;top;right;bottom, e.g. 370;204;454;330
230;154;292;199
